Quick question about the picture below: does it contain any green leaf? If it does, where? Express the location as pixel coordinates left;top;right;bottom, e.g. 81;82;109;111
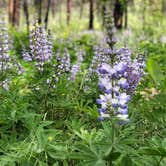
139;147;166;157
120;155;132;166
103;151;121;162
48;144;69;160
147;58;164;84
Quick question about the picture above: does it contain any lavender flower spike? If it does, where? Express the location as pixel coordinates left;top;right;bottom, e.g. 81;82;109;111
95;14;146;122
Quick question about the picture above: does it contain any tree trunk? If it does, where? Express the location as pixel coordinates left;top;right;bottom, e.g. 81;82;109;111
124;0;128;29
23;0;29;33
35;0;42;24
44;0;51;29
67;0;72;25
9;0;20;26
102;2;106;28
89;0;94;30
9;0;14;24
113;0;123;29
162;0;166;14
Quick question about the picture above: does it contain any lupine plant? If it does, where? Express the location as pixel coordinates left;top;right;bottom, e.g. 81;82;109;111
45;48;71;88
1;10;166;165
70;48;84;81
0;21;24;90
30;23;52;72
23;21;53;72
96;15;146;122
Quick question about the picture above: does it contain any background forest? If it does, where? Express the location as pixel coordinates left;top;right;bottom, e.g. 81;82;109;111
0;0;166;166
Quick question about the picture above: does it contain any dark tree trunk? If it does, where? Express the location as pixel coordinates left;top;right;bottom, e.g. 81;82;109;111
9;0;20;26
23;0;29;33
102;2;106;28
89;0;94;30
35;0;42;24
162;0;166;14
38;0;42;24
124;0;128;28
44;0;51;29
67;0;72;25
113;0;123;29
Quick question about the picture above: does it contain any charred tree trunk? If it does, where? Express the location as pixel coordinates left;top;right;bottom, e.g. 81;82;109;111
9;0;20;26
67;0;72;25
89;0;94;30
44;0;51;29
23;0;29;33
113;0;123;29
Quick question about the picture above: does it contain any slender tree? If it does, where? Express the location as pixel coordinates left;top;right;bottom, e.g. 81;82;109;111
113;0;124;29
102;1;106;28
9;0;20;26
23;0;29;33
44;0;51;29
67;0;72;25
9;0;14;24
89;0;94;29
34;0;42;24
124;0;128;28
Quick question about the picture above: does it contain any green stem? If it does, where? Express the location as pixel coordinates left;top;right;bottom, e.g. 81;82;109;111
111;121;115;145
107;121;115;166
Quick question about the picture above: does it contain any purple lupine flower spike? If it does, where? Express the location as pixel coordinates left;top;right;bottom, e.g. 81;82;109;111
95;14;146;122
29;21;52;72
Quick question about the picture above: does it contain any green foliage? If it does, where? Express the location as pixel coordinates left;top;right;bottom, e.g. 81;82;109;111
1;10;166;165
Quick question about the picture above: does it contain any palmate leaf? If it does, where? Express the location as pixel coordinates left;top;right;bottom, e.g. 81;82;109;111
139;147;166;157
139;137;166;158
69;153;106;166
47;143;69;160
70;144;99;160
147;58;164;84
120;155;133;166
68;143;106;165
103;151;121;162
35;121;53;152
